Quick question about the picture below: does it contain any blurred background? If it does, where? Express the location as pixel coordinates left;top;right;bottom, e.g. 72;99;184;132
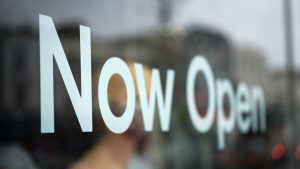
0;0;300;168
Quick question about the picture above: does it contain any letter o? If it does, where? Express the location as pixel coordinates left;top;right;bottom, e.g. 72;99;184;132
98;57;135;134
186;56;215;132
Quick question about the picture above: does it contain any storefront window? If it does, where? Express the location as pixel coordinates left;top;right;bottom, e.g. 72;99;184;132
0;0;300;169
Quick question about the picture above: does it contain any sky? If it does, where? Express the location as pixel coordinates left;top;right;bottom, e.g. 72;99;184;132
0;0;299;71
172;0;300;71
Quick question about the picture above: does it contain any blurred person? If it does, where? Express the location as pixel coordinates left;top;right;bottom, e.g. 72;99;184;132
69;63;153;169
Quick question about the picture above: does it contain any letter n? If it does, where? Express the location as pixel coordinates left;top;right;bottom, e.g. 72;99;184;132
39;14;92;133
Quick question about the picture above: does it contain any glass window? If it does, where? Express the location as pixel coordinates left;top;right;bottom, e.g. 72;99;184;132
0;0;300;169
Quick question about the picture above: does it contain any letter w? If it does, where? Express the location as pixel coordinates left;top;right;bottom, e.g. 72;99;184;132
134;64;175;131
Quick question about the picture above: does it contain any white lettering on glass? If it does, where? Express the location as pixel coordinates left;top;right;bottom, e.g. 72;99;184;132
40;14;92;133
186;56;216;132
134;64;175;132
98;57;136;134
39;14;267;150
216;79;235;150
